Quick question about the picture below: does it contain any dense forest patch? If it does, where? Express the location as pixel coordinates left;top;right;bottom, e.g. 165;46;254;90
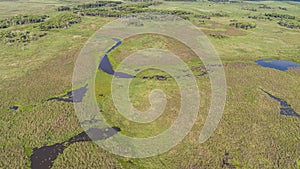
0;14;48;29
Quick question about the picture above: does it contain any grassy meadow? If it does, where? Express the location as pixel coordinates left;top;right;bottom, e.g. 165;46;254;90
0;0;300;168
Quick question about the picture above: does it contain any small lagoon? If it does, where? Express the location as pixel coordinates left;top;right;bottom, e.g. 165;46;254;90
256;58;300;71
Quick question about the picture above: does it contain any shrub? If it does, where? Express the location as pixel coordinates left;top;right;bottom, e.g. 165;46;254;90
230;21;256;29
40;13;80;30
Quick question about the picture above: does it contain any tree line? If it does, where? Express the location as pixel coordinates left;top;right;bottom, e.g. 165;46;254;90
248;15;272;21
229;21;256;29
57;1;123;12
39;13;81;31
265;13;295;20
0;15;49;29
57;1;213;21
278;20;300;29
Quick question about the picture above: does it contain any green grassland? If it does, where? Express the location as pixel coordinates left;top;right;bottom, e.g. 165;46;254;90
0;0;300;168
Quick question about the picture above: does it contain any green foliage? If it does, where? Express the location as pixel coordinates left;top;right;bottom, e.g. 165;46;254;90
165;0;196;1
209;33;227;39
71;1;162;17
208;0;229;3
0;30;47;46
296;160;300;169
71;1;210;21
248;15;272;21
57;6;71;11
259;4;272;9
0;19;9;29
278;20;300;29
279;6;287;11
265;13;296;20
1;0;300;168
211;12;228;17
241;7;257;12
76;1;122;9
0;14;48;29
229;21;256;29
40;13;81;30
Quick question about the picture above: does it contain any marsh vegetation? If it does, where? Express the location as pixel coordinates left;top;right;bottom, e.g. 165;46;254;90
0;0;299;168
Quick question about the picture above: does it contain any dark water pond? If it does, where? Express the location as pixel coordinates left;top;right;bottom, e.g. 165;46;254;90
99;54;115;75
261;89;300;118
9;106;18;110
30;126;120;169
47;84;88;103
256;59;300;71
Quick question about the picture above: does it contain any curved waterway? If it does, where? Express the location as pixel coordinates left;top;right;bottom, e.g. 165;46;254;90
98;38;135;78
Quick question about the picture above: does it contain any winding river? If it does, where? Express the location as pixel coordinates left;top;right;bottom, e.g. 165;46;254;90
98;38;135;78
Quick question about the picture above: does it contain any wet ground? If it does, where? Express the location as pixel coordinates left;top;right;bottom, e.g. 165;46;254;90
261;89;300;118
256;59;300;71
30;126;120;169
